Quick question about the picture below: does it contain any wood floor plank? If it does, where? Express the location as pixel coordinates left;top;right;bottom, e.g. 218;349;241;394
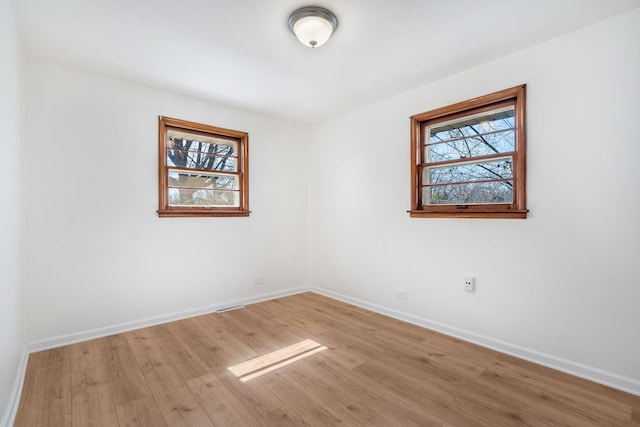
150;385;214;427
483;356;637;425
124;327;159;356
306;370;430;427
70;338;104;372
33;345;72;369
71;363;119;427
280;351;436;426
217;369;287;418
320;343;367;370
267;370;347;426
187;372;260;426
215;307;305;357
443;386;562;427
15;353;72;426
152;330;211;383
351;356;462;419
14;292;640;426
316;325;392;362
497;353;637;407
161;316;246;373
474;368;628;426
242;307;316;347
421;328;501;361
99;335;151;408
135;346;185;394
378;334;492;383
261;406;315;427
307;353;446;426
288;371;381;427
115;396;167;427
250;298;329;336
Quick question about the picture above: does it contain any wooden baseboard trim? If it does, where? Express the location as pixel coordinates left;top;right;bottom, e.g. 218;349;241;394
310;287;640;397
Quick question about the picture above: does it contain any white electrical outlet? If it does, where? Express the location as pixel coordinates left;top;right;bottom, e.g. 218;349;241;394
396;290;407;300
253;278;264;286
464;277;475;292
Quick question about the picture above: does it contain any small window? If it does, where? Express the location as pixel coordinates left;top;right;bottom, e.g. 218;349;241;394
409;85;527;219
158;117;250;217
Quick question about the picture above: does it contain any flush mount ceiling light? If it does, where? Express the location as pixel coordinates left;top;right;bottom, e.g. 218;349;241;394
288;6;338;48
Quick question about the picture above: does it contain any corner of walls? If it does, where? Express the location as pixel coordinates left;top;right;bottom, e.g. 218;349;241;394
0;0;27;425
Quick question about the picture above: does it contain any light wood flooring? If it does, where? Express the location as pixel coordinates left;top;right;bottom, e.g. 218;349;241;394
14;292;640;426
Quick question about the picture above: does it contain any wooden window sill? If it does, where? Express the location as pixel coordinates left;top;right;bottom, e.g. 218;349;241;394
408;209;528;219
157;209;251;218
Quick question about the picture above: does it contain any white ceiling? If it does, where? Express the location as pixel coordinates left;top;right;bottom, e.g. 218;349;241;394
11;0;640;123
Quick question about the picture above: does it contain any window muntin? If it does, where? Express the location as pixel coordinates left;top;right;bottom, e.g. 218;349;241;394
158;117;249;217
410;85;526;218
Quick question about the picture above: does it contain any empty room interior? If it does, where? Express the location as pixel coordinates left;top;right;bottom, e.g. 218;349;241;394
1;0;640;425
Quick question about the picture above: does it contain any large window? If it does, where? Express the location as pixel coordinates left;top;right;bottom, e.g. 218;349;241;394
409;85;527;218
158;117;250;217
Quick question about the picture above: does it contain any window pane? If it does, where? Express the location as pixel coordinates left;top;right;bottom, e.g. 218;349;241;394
426;106;515;162
423;181;513;205
169;188;240;207
168;170;239;190
424;158;513;185
167;129;237;171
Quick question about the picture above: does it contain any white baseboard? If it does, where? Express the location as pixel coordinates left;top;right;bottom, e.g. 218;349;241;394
2;287;310;427
310;287;640;397
5;284;637;427
1;347;29;427
27;287;308;353
2;287;308;427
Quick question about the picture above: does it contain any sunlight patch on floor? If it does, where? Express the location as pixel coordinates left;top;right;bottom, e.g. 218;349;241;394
228;339;327;382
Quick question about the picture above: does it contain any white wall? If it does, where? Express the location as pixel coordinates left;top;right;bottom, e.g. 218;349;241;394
24;59;309;342
0;0;25;423
309;10;640;388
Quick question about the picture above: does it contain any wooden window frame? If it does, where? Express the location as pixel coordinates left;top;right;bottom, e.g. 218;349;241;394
157;116;250;217
409;85;527;219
